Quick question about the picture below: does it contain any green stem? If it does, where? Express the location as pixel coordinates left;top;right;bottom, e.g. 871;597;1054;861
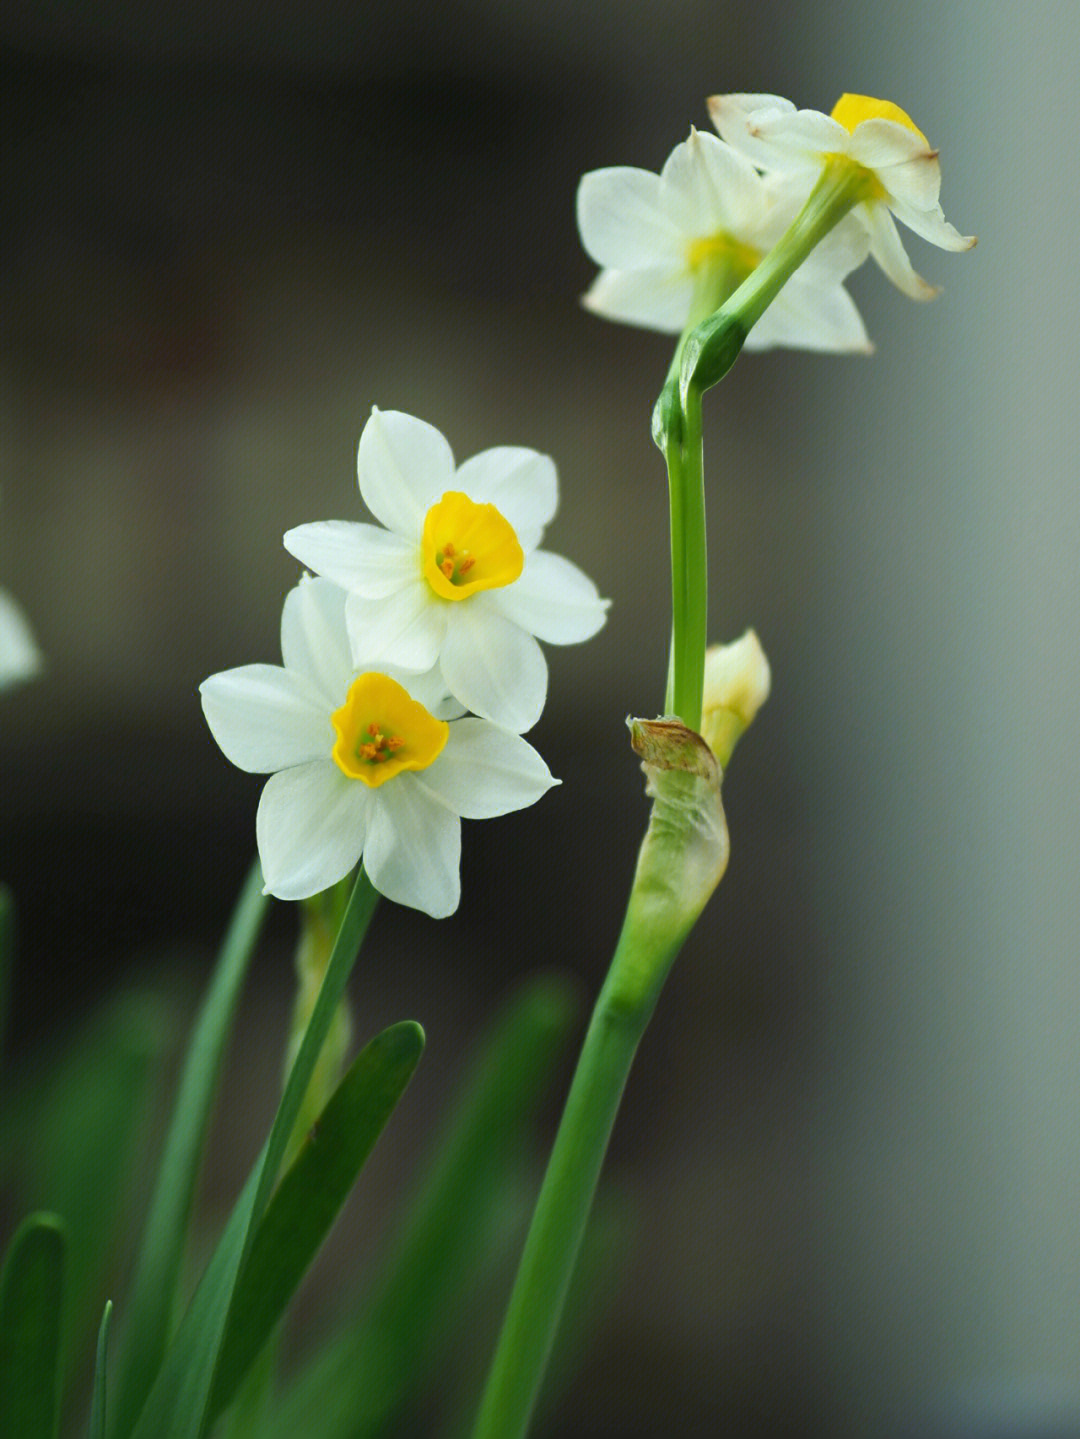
670;382;705;731
470;896;684;1439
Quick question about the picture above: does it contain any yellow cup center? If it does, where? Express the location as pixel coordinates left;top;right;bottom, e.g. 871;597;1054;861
331;673;448;788
830;94;928;144
421;491;524;602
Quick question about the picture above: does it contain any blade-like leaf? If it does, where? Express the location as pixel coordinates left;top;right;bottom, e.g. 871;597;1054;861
0;1212;68;1439
269;972;581;1439
90;1300;113;1439
109;859;269;1439
207;1019;425;1423
129;868;379;1439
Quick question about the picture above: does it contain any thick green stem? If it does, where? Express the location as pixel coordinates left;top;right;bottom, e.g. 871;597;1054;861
470;899;681;1439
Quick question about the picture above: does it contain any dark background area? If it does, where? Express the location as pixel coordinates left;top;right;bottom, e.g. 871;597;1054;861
2;3;1079;1435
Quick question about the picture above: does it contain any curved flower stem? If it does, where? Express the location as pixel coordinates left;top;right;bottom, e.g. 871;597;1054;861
469;897;680;1439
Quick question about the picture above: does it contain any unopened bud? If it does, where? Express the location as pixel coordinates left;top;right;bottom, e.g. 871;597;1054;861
700;630;770;766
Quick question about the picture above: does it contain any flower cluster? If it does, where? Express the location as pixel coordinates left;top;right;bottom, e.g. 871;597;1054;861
202;411;608;917
578;91;974;347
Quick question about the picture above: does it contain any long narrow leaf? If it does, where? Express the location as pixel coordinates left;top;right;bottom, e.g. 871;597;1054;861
90;1300;113;1439
109;859;269;1439
206;1019;425;1423
0;1212;67;1439
269;972;581;1439
129;868;379;1439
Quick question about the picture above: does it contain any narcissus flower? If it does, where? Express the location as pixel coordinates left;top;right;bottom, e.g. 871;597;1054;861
284;409;608;734
577;127;872;352
708;93;975;300
200;576;558;915
0;588;41;691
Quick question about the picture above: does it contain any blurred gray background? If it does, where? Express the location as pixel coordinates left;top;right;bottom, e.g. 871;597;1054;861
2;1;1079;1435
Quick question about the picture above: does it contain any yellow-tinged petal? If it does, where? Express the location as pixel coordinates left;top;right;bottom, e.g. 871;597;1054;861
830;94;928;144
331;672;448;787
421;491;524;602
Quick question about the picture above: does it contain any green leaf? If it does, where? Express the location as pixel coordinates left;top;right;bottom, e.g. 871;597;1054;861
206;1019;425;1424
0;1212;68;1439
5;987;176;1413
109;860;269;1439
129;868;379;1439
90;1300;113;1439
269;972;582;1439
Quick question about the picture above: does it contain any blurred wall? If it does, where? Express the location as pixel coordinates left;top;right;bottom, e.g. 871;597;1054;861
2;2;1079;1435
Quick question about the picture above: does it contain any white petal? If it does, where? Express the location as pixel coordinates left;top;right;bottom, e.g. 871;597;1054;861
889;197;976;252
582;266;695;335
364;777;461;918
283;522;416;599
747;278;872;354
279;575;356;708
357;408;455;538
848;119;935;171
0;588;41;689
200;664;331;773
344;584;447;672
440;601;547;733
576;167;685;269
419;718;558;819
660;129;767;238
863;204;939;300
453;447;558;552
759;179;870;278
492;549;609;644
707;94;830;171
256;761;368;901
707;92;796;146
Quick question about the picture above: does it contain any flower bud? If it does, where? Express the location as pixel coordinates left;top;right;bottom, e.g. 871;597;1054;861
700;630;770;766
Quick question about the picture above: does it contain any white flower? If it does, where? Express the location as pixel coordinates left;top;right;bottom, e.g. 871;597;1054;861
576;127;872;352
0;587;41;691
284;409;608;734
709;92;976;300
200;576;559;915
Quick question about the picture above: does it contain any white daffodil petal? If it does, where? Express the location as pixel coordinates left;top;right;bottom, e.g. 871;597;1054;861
493;550;609;644
889;197;976;252
582;266;695;335
357;408;456;537
747;279;872;354
660;129;766;237
440;601;547;733
256;761;368;900
707;92;796;147
863;204;939;299
280;575;354;708
344;584;447;673
752;109;849;164
284;521;417;599
365;777;461;918
0;588;41;689
454;447;558;550
418;718;558;819
576;166;685;269
200;664;332;773
848;119;935;170
787;208;871;281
